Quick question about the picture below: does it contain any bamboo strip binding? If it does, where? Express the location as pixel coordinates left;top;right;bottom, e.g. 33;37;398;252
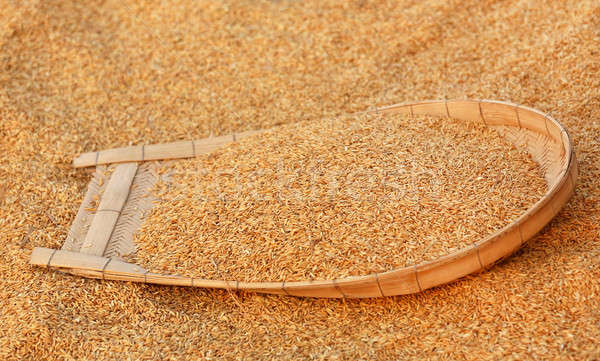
79;163;138;256
31;99;577;298
73;130;264;168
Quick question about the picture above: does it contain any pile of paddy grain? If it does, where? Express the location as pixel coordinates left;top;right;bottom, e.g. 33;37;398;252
132;113;547;282
2;1;598;358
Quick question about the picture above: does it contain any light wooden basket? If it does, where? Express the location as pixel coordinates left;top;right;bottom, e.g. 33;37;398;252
30;99;577;298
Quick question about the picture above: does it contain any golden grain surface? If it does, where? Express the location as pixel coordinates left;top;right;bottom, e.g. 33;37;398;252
133;114;546;281
1;0;599;359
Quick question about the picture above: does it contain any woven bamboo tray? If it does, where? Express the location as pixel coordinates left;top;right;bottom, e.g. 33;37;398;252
30;99;577;298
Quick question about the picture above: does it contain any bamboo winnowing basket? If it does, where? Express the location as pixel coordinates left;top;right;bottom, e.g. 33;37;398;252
30;100;577;298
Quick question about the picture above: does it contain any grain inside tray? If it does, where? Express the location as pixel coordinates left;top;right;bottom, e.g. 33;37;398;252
132;112;547;282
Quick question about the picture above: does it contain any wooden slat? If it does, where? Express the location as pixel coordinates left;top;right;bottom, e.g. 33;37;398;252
80;163;138;256
411;100;448;117
103;163;160;259
517;105;551;137
377;267;422;296
446;100;481;123
480;100;520;127
415;246;482;290
62;165;109;252
283;280;343;298
30;247;146;274
73;130;264;168
372;103;412;115
477;222;523;267
336;274;383;298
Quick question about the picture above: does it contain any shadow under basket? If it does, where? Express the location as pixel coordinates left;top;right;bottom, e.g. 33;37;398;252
30;99;578;298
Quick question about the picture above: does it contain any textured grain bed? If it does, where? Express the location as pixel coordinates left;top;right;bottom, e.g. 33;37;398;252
1;0;598;359
133;113;547;281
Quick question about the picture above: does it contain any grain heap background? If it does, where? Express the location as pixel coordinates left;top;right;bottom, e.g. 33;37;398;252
0;0;598;359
